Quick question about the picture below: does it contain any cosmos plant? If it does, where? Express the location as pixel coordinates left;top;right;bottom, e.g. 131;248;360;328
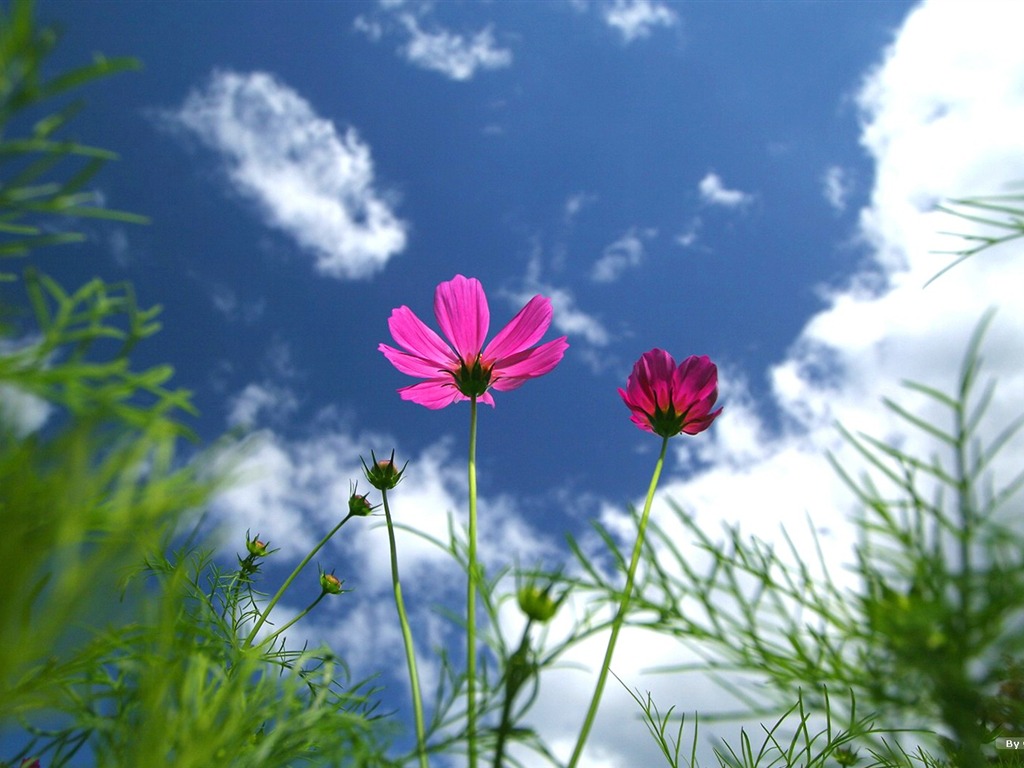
380;274;570;768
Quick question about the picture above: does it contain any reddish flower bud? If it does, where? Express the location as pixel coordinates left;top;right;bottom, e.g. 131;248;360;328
361;449;407;490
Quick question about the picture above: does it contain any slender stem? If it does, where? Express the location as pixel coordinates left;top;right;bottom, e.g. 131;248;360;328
382;486;429;768
492;620;533;768
467;395;480;768
243;513;354;648
260;592;326;647
567;435;669;768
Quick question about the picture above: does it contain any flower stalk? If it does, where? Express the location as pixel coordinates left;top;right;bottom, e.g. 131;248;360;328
466;394;480;768
243;512;356;649
381;483;429;768
567;434;669;767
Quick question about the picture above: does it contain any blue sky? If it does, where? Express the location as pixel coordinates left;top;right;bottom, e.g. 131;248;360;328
25;0;1024;765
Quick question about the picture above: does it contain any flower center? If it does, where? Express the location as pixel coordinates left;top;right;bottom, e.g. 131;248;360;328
648;403;687;438
453;355;492;398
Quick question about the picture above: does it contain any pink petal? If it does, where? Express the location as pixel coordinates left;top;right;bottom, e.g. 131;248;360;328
434;275;489;362
674;355;718;405
490;336;568;385
387;306;456;367
682;406;723;434
396;380;464;410
379;343;451;378
395;380;497;409
621;367;656;416
482;295;553;363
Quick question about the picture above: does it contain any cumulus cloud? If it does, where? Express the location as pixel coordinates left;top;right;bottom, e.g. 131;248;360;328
206;405;562;687
355;3;512;81
698;172;753;208
602;0;679;43
167;70;407;280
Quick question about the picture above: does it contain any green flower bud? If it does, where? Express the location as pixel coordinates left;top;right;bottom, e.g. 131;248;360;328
320;570;344;595
348;482;376;517
361;449;407;491
517;583;562;623
245;530;270;557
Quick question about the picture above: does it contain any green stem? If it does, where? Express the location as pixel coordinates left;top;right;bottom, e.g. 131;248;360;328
492;620;533;768
259;592;326;648
382;486;429;768
467;395;479;768
243;512;355;648
567;435;669;768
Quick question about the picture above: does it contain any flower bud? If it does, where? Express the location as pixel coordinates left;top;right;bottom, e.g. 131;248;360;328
348;482;376;517
245;530;270;557
517;583;562;623
320;570;344;595
361;449;407;491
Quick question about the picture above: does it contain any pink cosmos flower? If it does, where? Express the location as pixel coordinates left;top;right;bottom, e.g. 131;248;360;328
380;275;569;409
619;349;722;437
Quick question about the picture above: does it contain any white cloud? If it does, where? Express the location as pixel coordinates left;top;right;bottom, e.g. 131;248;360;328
0;337;53;437
564;191;597;223
0;384;51;437
506;282;610;350
698;172;753;208
591;227;656;282
210;285;266;324
508;241;613;376
602;0;678;43
169;70;407;280
398;14;512;80
822;164;854;212
355;3;512;81
674;216;701;247
227;382;299;428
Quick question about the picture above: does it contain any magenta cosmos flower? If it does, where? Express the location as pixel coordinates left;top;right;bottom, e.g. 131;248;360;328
619;349;722;437
380;275;569;409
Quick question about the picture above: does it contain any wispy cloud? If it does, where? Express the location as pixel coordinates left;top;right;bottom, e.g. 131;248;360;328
698;172;753;208
822;164;854;212
355;2;512;81
591;227;656;282
602;0;679;43
563;191;597;224
512;246;612;367
166;70;407;280
227;382;299;429
210;285;266;325
399;15;512;80
674;216;701;248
